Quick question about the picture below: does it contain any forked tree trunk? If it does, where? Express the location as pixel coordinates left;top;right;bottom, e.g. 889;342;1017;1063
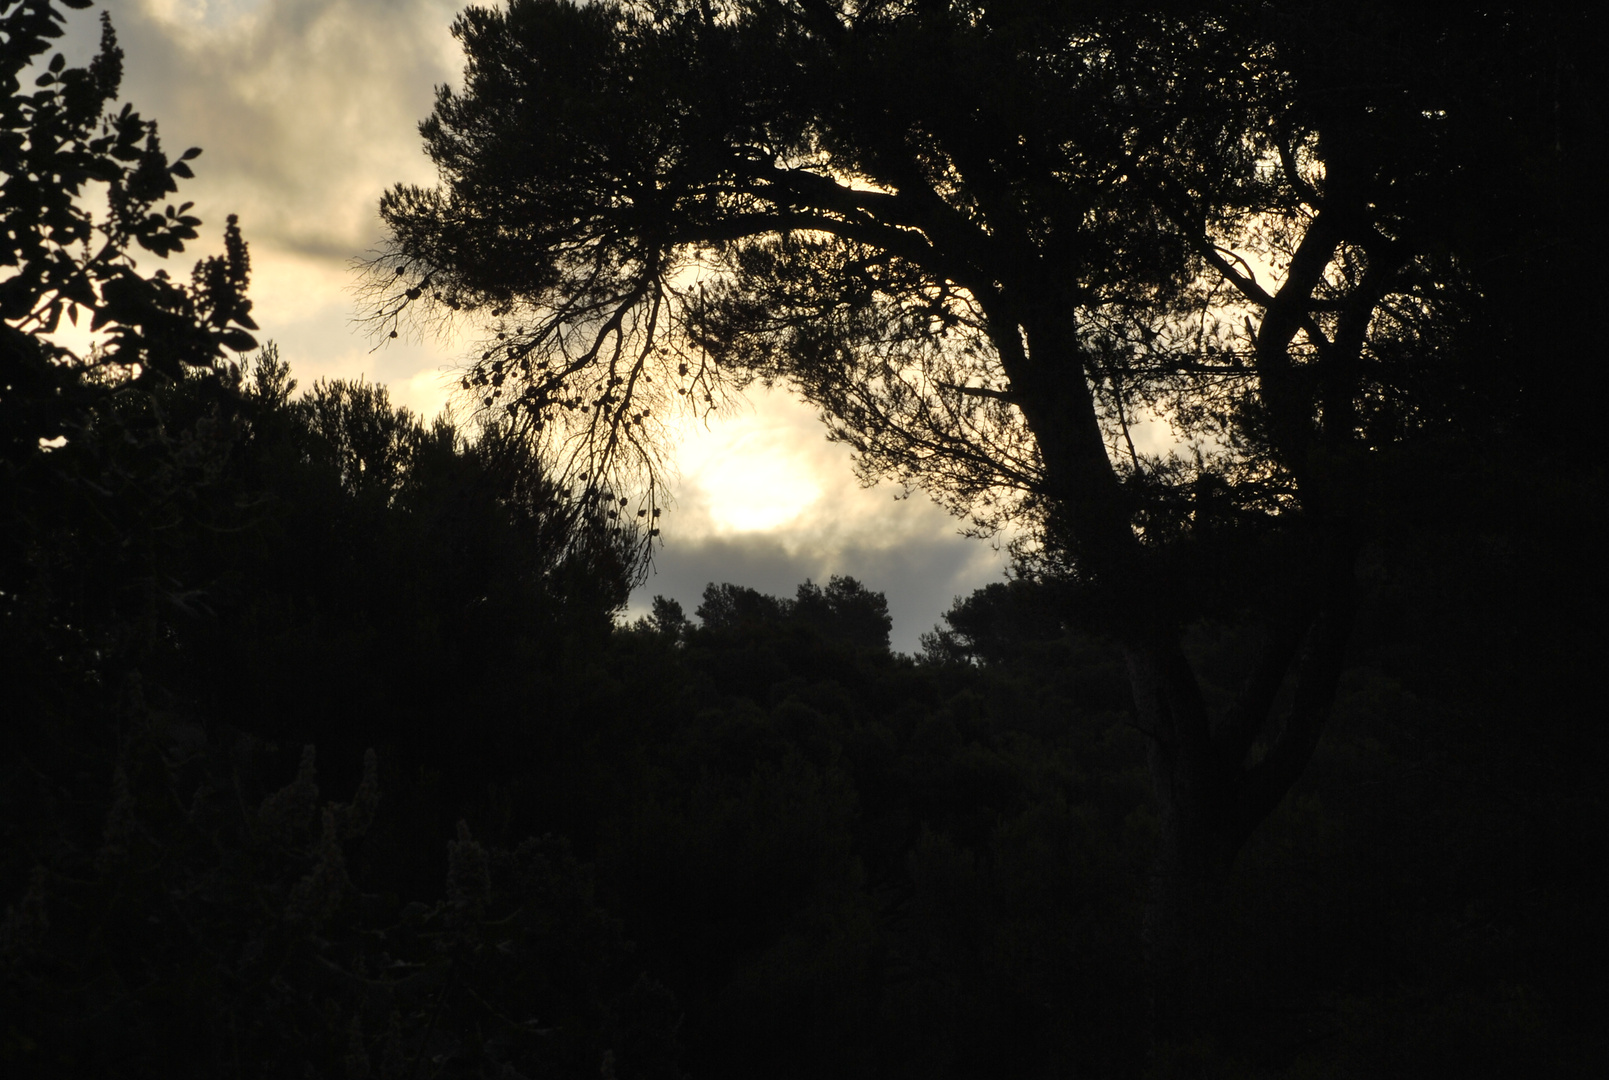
996;288;1364;1049
1121;548;1359;1048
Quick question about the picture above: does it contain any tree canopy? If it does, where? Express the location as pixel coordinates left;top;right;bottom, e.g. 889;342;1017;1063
373;0;1591;574
371;0;1598;1039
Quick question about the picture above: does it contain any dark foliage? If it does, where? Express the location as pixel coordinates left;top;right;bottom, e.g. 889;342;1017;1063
2;5;669;1073
604;578;1150;1079
693;573;892;651
3;2;1600;1077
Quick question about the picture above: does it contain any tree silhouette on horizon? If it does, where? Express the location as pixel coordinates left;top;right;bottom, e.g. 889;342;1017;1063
368;0;1601;1042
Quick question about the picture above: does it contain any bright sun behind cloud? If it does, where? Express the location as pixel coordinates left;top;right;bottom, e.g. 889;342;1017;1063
677;405;826;534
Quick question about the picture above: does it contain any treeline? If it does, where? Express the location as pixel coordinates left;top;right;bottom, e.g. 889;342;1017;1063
4;344;1601;1078
1;339;1141;1076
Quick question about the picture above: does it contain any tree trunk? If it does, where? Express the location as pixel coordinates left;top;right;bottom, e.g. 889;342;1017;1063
995;295;1362;1051
1125;641;1240;1047
1122;537;1359;1050
1144;813;1234;1049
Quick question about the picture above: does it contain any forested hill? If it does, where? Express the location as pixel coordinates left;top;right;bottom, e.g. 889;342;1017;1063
4;1;1602;1077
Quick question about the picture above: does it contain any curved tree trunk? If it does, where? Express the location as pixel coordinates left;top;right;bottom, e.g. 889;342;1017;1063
990;264;1367;1053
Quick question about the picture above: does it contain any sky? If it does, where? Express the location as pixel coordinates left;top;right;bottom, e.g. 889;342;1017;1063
64;0;1020;653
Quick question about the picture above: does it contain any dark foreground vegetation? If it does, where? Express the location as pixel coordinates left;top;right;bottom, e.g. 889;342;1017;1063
4;1;1603;1077
6;342;1603;1079
8;339;1602;1079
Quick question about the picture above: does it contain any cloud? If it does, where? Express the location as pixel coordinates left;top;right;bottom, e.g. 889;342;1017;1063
626;526;1012;657
50;2;470;415
629;393;1018;655
664;386;994;545
57;2;1028;634
93;0;463;257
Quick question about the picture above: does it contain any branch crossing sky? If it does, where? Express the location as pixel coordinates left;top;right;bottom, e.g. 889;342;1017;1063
66;0;1041;651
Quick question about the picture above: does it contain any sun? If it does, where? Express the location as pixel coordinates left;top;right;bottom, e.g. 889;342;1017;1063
674;392;829;536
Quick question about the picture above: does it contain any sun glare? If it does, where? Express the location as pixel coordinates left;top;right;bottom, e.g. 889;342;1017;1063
676;399;827;534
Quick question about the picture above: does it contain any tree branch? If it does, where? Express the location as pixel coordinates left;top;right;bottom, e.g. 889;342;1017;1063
1235;542;1357;843
1214;618;1303;770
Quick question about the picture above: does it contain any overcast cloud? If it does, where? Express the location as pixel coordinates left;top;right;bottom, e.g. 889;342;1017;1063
64;0;1018;651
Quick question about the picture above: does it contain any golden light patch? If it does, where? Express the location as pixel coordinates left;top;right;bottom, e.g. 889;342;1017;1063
676;401;827;535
